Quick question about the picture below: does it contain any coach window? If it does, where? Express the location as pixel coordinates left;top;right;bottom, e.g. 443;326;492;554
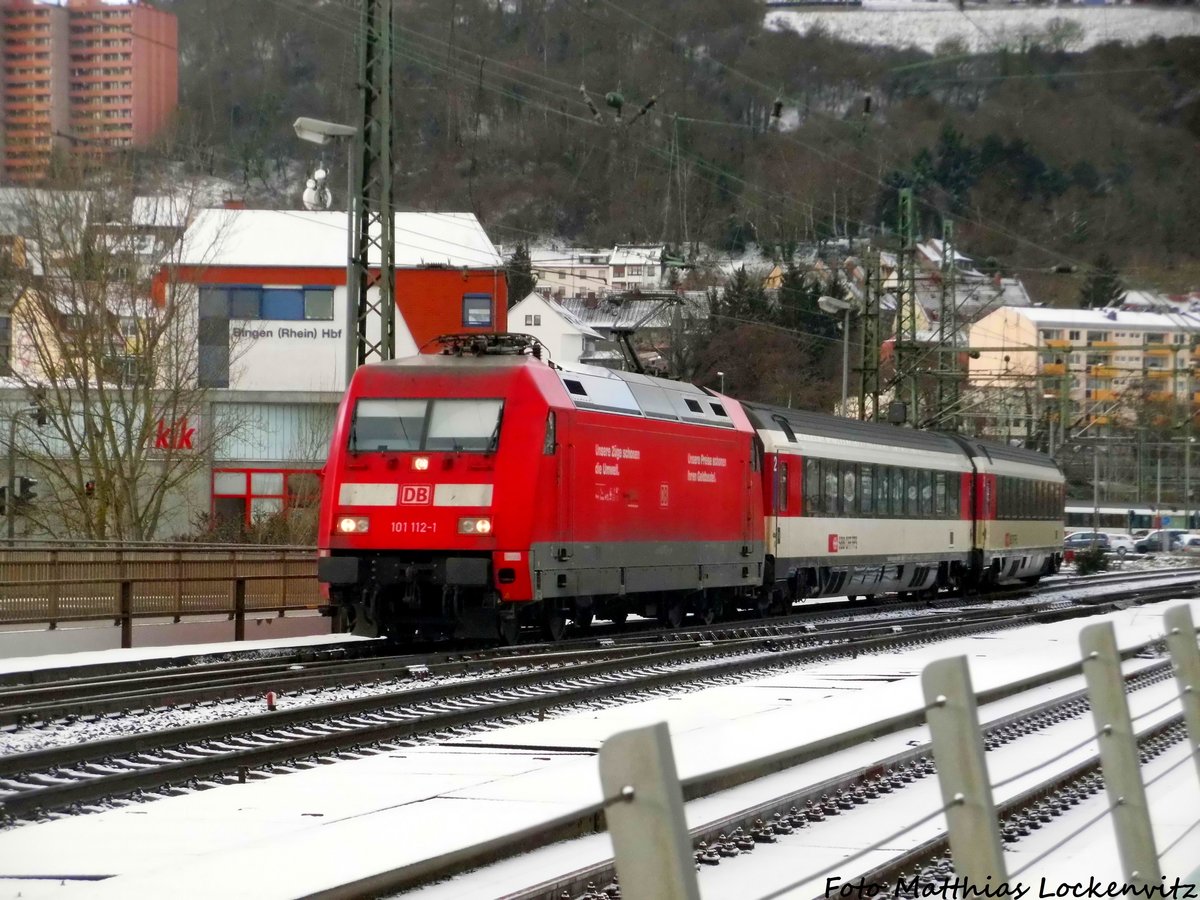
891;467;905;518
824;463;840;516
906;470;920;517
804;457;821;515
919;470;934;518
543;410;556;454
935;472;947;518
860;465;875;516
840;464;856;517
875;466;890;516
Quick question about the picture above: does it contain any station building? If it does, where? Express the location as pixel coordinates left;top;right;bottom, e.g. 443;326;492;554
0;204;506;539
163;208;507;534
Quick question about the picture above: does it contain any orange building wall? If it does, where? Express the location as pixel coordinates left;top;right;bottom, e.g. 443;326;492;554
0;0;176;181
0;0;70;182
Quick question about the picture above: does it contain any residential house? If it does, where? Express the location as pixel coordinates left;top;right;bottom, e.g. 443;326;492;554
508;291;603;365
529;246;609;301
968;305;1200;433
609;245;664;293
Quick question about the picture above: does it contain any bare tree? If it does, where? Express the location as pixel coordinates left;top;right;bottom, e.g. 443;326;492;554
3;181;243;540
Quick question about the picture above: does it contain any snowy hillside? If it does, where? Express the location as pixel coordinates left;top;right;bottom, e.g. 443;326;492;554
767;2;1200;52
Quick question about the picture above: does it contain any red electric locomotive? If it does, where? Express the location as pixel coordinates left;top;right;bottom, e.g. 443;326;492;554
317;334;764;640
318;334;1065;641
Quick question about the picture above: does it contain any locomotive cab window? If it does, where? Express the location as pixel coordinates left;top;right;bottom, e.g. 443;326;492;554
426;399;504;451
350;399;425;452
349;399;504;452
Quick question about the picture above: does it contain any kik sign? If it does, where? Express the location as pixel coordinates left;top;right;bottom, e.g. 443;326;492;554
152;417;196;451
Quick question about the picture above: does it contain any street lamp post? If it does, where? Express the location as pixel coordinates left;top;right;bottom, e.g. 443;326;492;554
818;295;855;417
717;371;725;394
293;116;359;386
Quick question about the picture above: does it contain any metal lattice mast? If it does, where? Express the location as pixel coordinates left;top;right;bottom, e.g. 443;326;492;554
936;220;959;431
349;0;395;369
858;257;882;421
894;188;918;425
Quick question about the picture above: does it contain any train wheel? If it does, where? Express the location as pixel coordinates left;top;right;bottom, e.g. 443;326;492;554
660;600;685;630
573;609;594;630
544;606;568;642
498;616;519;645
698;598;721;627
609;609;629;628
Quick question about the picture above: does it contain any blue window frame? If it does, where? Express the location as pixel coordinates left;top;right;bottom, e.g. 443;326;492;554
199;285;336;322
463;293;492;328
261;289;304;320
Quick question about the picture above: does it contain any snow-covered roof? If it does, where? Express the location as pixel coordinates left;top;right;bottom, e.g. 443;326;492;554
916;238;981;275
174;209;503;269
528;247;610;267
131;196;190;230
510;292;603;339
999;306;1200;331
0;188;92;240
610;245;663;267
560;293;708;331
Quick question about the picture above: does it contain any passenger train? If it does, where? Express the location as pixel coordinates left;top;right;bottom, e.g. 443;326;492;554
317;334;1066;641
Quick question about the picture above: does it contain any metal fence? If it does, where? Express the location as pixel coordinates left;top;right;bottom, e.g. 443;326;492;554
592;605;1200;899
0;542;322;644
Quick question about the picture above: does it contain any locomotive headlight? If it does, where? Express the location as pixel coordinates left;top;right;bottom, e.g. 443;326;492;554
458;516;493;535
336;516;369;534
412;456;430;471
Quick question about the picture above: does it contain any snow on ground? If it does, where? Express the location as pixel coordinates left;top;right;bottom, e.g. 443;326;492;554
0;600;1194;899
767;4;1200;53
3;563;1196;756
0;626;368;677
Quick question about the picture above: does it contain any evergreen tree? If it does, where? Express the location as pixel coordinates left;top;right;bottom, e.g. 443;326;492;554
720;267;769;323
1079;252;1126;309
777;265;839;344
506;242;536;309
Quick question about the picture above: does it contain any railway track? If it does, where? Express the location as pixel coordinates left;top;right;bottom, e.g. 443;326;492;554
359;626;1193;900
1;572;1195;827
2;567;1191;730
516;659;1186;900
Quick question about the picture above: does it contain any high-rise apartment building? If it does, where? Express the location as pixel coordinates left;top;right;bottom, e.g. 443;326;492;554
0;0;177;183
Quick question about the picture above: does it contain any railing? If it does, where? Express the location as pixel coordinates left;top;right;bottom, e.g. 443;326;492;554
590;605;1200;899
0;543;322;645
346;606;1200;899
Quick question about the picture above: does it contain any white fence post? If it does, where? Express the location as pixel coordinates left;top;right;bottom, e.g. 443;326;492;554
598;722;700;900
921;655;1008;883
1164;605;1200;788
1079;621;1162;886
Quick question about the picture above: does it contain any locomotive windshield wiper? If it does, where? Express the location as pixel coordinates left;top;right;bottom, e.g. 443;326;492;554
487;408;503;452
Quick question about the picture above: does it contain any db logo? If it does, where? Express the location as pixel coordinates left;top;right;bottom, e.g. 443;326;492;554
400;485;432;505
828;534;839;553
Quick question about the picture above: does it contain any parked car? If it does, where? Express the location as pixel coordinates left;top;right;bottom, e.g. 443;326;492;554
1064;532;1138;556
1177;535;1200;553
1134;529;1190;553
1064;532;1112;553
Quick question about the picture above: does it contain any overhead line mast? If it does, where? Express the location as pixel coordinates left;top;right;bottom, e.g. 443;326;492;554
350;0;396;370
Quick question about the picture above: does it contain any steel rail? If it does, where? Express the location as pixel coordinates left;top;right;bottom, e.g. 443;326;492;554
0;608;1049;821
302;646;1189;900
0;578;1152;734
5;568;1195;727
